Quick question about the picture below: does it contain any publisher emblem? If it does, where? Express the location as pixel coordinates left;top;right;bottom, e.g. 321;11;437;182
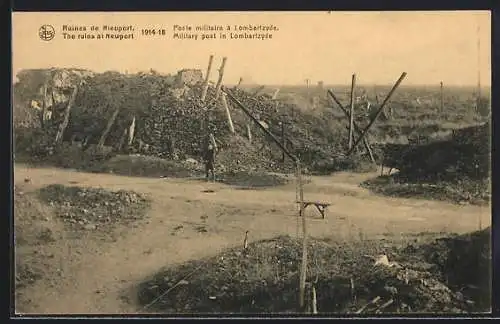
39;25;55;41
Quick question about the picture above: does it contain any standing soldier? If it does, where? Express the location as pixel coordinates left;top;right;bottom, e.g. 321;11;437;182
204;133;217;181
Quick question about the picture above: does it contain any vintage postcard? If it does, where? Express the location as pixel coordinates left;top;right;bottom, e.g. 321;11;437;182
12;11;491;315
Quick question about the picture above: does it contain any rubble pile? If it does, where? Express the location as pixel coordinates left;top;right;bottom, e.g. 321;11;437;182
37;184;150;231
14;68;352;173
380;122;490;181
137;231;490;314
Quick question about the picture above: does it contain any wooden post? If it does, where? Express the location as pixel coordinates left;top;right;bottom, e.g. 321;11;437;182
348;74;356;150
214;57;227;101
222;89;306;311
305;78;310;100
272;88;280;100
346;72;407;156
128;116;136;146
54;84;79;145
312;285;318;314
247;124;252;143
222;88;297;159
281;120;285;163
440;81;444;113
236;77;243;88
297;161;308;312
328;90;376;163
221;93;235;133
40;82;48;128
200;55;214;102
98;106;121;149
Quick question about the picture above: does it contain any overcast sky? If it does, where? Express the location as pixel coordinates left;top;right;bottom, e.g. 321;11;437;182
12;11;491;86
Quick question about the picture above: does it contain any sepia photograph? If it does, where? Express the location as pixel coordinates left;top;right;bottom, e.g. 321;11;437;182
12;11;491;315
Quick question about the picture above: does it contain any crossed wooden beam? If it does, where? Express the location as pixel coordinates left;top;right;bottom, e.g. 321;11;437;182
327;89;376;163
327;72;407;161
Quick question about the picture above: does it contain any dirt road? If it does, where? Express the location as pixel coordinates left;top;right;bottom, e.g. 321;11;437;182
14;164;490;314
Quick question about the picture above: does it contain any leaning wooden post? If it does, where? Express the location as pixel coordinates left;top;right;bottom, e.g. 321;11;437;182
98;106;121;149
54;83;79;145
246;124;252;143
200;55;214;102
346;72;407;156
327;90;376;163
128;116;136;146
223;88;307;311
214;57;227;101
221;93;235;133
236;77;243;88
348;74;356;150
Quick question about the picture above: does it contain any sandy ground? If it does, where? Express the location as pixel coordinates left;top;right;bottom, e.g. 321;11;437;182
13;164;490;315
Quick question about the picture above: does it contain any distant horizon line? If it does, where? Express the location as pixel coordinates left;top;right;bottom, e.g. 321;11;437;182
13;67;490;88
232;83;491;89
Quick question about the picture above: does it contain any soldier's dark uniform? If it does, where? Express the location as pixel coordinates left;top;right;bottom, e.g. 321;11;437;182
204;144;215;180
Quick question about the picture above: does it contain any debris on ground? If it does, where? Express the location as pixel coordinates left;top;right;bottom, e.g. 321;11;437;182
37;184;151;231
137;230;490;314
14;184;65;308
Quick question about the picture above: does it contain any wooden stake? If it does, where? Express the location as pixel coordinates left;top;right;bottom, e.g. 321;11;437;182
346;72;407;156
54;84;79;145
200;55;214;102
312;285;318;314
98;106;121;149
40;81;48;128
375;299;394;313
281;120;286;163
350;277;356;303
355;296;381;314
222;89;307;311
348;74;356;150
328;90;375;163
236;77;243;88
440;81;444;113
128;116;136;146
243;230;249;249
297;162;308;312
214;57;227;101
272;88;280;100
221;93;235;133
247;124;252;143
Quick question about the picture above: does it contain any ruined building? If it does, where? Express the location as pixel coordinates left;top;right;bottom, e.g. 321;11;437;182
175;69;203;86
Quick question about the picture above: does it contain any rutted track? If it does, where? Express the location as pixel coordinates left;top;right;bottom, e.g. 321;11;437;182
14;164;490;314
